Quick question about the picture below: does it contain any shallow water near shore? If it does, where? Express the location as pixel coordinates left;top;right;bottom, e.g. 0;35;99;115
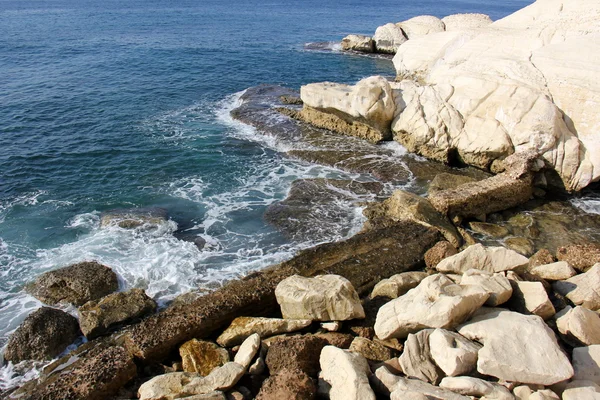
0;0;588;389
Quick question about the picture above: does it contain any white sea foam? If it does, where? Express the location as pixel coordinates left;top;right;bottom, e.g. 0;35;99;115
0;190;47;223
571;197;600;215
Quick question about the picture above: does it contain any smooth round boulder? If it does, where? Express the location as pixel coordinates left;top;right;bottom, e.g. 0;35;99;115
3;307;81;364
373;23;407;54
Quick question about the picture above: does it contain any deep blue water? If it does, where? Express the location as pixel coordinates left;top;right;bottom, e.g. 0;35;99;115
0;0;532;386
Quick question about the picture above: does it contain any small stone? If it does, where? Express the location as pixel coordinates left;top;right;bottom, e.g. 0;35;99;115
370;271;428;299
138;372;198;400
429;329;480;377
508;280;555;320
557;244;600;272
3;307;81;364
460;269;512;306
440;376;514;400
436;244;529;274
348;326;374;339
554;264;600;310
320;321;341;332
573;345;600;385
425;241;458;269
186;362;246;394
180;339;230;375
349;337;394;362
233;333;261;369
255;368;316;400
216;317;312;347
275;275;365;321
313;332;354;349
529;261;577;281
320;346;375;400
248;356;265;375
265;334;327;378
468;222;510;238
398;329;444;384
529;249;556;268
557;306;600;346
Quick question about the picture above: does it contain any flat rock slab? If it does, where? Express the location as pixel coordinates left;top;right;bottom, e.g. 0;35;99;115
436;244;529;274
216;317;311;347
529;261;576;281
26;261;119;306
439;376;513;400
374;366;470;400
457;308;574;385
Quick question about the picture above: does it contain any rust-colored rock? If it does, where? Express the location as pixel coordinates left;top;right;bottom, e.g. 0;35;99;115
265;335;327;378
180;339;230;376
425;241;458;269
256;368;316;400
556;244;600;272
313;332;354;349
529;249;556;268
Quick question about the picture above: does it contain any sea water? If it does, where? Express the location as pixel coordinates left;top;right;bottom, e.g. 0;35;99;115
1;0;542;388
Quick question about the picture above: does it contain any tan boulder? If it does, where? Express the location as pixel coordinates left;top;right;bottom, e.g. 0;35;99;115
562;380;600;400
513;385;559;400
185;362;246;394
233;333;260;369
374;366;471;400
180;340;230;375
529;261;576;281
429;328;481;377
458;308;574;385
554;264;600;310
349;337;394;362
508;280;555;320
374;274;489;340
215;317;311;347
424;241;458;269
275;274;365;321
441;13;492;31
138;372;198;400
370;271;428;299
440;376;514;400
460;269;512;306
556;244;600;272
436;244;529;274
399;329;444;384
373;23;407;54
341;34;374;53
556;306;600;346
320;346;375;400
397;15;446;39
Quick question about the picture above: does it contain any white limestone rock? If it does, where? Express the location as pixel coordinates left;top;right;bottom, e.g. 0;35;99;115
554;264;600;310
138;372;198;400
398;329;444;384
429;328;481;377
397;15;446;39
436;244;529;274
457;308;573;385
562;380;600;400
320;346;375;400
529;261;576;281
513;385;560;400
232;333;260;369
440;376;514;400
573;345;600;385
509;281;555;320
441;13;493;31
341;34;374;53
374;274;489;340
216;317;311;347
374;366;471;400
185;362;246;394
460;269;512;306
275;274;365;321
373;23;407;54
370;271;428;299
556;306;600;346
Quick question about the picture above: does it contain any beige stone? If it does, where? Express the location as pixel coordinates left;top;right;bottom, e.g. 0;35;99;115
562;380;600;400
349;337;394;362
185;362;246;394
370;271;428;299
138;372;198;400
374;274;489;340
374;366;470;400
440;376;514;400
513;385;560;400
233;333;260;369
398;329;444;384
509;280;555;320
573;345;600;385
320;346;375;400
441;13;492;31
429;328;480;377
397;15;446;39
216;317;311;347
458;308;574;385
554;264;600;310
460;269;512;306
341;34;374;53
179;340;230;376
529;261;577;281
557;306;600;346
373;23;407;54
275;274;365;321
436;244;529;274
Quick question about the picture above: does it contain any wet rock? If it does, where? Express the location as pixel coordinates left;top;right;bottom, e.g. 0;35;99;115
177;234;207;251
457;308;574;385
429;329;480;377
505;237;536;257
508;280;555;320
275;274;365;321
556;306;600;346
265;334;327;377
320;346;375;400
349;337;394;362
374;274;489;340
363;189;462;248
468;221;510;238
529;261;576;281
26;261;119;306
556;243;600;272
398;329;444;384
553;264;600;310
180;339;230;376
424;241;458;269
529;249;556;267
233;334;261;369
373;23;407;54
460;269;512;307
100;207;168;229
439;376;514;400
428;173;478;195
280;95;302;105
78;288;156;339
264;178;383;242
436;244;529;274
3;307;80;364
256;368;316;400
572;345;600;385
341;34;375;53
313;332;354;349
216;317;312;347
370;271;428;299
374;366;470;400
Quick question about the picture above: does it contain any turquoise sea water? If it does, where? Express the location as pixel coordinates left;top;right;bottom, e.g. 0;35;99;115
0;0;533;387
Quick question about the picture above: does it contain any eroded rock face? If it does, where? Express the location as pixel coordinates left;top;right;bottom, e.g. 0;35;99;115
398;329;444;384
216;317;312;347
556;244;600;272
457;308;574;385
424;241;458;269
265;334;327;377
460;270;512;307
180;339;230;376
319;346;375;400
441;13;492;31
374;274;489;340
397;15;445;39
275;275;365;321
436;244;529;274
78;288;156;339
26;261;119;306
255;368;317;400
3;307;80;364
341;34;375;53
373;23;407;54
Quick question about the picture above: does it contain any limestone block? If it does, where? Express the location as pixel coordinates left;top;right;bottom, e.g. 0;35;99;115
436;244;529;274
556;306;600;346
398;329;444;384
319;346;375;400
460;269;512;306
554;264;600;310
216;317;311;347
429;328;481;377
373;23;407;54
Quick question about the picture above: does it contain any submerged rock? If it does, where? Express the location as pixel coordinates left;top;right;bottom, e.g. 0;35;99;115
341;34;375;53
100;207;168;229
3;307;80;364
26;261;119;306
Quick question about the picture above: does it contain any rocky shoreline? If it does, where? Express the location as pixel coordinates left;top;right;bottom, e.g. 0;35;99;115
3;1;600;399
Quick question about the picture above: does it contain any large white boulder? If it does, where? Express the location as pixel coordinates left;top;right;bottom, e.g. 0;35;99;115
556;306;600;345
374;274;489;340
275;274;365;321
397;15;446;39
554;264;600;310
373;23;407;54
391;0;600;191
436;244;529;275
458;308;574;385
429;328;481;377
441;13;493;31
529;261;577;281
320;346;375;400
